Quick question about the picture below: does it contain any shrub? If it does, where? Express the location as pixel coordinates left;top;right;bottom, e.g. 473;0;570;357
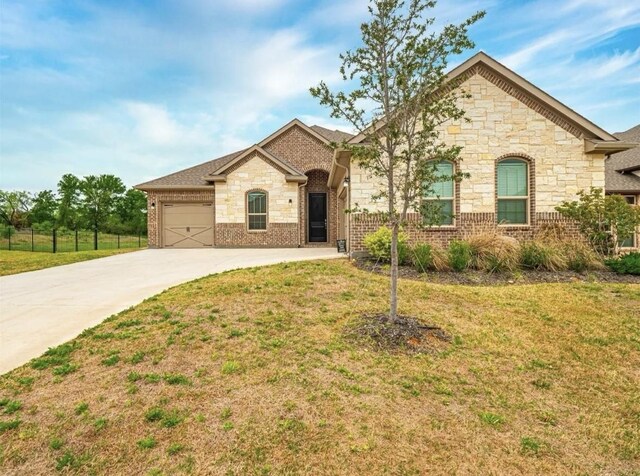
467;233;520;272
363;227;409;264
411;243;433;272
556;187;640;256
605;252;640;275
448;240;471;272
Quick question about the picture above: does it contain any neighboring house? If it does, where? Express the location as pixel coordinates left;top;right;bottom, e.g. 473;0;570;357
136;52;635;253
606;124;640;249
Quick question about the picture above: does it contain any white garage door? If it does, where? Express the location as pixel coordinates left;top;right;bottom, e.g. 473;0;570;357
162;203;214;248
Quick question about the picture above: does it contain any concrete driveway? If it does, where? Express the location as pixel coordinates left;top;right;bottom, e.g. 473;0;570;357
0;248;342;374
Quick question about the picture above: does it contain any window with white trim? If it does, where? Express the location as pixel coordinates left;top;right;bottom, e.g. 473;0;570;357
247;191;267;230
423;161;454;225
497;158;529;225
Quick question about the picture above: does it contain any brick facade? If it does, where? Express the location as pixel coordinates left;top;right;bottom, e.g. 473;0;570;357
215;223;298;247
349;211;582;254
262;125;337;247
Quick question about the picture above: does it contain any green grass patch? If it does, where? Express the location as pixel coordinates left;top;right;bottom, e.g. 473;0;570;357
0;249;142;276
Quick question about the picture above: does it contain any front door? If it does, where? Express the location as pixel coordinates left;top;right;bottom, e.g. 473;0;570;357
308;193;327;242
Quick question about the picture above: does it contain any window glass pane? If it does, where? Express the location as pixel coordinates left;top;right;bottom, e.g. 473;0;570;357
497;160;527;197
437;199;453;225
619;234;635;248
497;199;527;224
248;192;266;214
425;162;454;198
248;214;266;230
421;199;453;225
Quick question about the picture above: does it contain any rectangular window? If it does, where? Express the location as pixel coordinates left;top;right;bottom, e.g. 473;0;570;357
423;161;454;225
497;159;528;225
247;191;267;230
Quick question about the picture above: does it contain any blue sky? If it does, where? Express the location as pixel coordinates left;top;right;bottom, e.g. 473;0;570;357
1;0;639;192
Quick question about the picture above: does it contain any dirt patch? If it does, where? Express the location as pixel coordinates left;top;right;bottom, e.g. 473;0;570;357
354;258;640;285
345;313;452;354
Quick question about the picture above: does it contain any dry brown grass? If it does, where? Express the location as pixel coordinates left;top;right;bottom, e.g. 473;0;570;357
466;232;521;272
0;259;639;475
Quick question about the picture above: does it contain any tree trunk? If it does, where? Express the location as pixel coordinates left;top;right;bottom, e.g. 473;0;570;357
389;222;399;322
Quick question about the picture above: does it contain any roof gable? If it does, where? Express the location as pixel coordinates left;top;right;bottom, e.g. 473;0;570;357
259;118;333;148
349;51;620;144
204;145;306;184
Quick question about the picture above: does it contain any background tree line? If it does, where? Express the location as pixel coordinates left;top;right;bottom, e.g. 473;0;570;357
0;174;147;235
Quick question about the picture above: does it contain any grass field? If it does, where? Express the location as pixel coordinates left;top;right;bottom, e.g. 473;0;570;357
0;249;142;276
0;260;638;474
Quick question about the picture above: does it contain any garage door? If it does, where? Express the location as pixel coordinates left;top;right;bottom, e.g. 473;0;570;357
162;203;214;248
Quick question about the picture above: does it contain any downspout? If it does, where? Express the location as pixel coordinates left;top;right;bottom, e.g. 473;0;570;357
297;178;308;248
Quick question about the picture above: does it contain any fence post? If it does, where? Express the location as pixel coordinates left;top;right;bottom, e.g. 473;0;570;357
94;228;98;251
75;228;79;252
8;227;11;251
117;234;120;249
138;233;141;248
31;228;34;252
53;229;57;253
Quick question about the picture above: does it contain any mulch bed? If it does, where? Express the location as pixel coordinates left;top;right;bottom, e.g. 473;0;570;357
345;313;452;355
355;258;640;285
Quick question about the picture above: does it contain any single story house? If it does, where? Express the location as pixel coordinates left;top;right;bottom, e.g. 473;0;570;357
136;52;635;254
606;124;640;249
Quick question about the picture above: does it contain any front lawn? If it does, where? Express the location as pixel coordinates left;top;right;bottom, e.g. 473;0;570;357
0;260;638;474
0;249;142;276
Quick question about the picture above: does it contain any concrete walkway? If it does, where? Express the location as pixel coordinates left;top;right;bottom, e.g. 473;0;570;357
0;248;342;374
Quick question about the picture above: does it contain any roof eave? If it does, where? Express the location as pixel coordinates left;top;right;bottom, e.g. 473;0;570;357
615;165;640;174
328;149;352;188
585;139;638;154
202;175;227;183
135;184;215;191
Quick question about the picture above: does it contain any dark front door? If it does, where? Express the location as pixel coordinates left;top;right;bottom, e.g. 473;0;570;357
308;193;327;242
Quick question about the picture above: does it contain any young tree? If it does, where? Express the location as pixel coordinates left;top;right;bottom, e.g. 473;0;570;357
311;0;484;321
0;190;32;228
556;187;640;256
80;175;126;232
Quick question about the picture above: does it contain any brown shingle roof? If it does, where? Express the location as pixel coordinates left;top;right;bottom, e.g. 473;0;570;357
135;149;245;189
310;125;354;143
606;124;640;193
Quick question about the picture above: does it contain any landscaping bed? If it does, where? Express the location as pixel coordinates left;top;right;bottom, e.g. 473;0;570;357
355;257;640;285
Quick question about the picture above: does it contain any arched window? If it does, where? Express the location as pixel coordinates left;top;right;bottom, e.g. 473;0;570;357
247;191;267;230
497;158;529;225
423;161;454;225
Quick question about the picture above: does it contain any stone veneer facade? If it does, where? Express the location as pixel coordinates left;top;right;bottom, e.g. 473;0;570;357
146;124;337;248
347;69;605;253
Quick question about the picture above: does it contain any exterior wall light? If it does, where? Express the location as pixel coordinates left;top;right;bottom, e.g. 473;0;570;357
151;202;156;209
343;177;350;187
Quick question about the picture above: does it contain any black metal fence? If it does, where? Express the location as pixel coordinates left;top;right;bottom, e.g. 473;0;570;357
0;227;147;253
